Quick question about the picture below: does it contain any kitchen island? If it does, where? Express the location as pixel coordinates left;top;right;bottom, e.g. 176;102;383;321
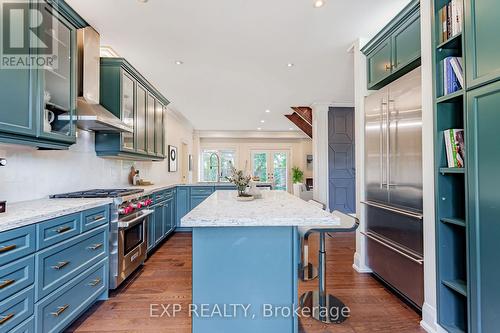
181;190;339;333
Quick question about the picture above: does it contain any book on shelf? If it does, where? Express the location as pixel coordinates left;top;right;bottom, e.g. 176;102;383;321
441;56;463;95
444;129;465;168
438;0;463;43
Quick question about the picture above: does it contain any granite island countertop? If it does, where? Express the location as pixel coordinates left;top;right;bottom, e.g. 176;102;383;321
0;198;114;233
181;190;339;227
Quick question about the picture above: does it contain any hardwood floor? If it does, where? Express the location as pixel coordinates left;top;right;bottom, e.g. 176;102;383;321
67;232;425;333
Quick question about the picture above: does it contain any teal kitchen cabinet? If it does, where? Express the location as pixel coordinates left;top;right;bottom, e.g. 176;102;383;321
155;103;166;158
392;10;421;72
175;187;190;231
366;38;393;89
467;81;500;333
362;0;420;90
465;0;500;89
190;186;214;210
147;212;155;253
96;58;169;160
0;204;110;333
0;0;86;149
153;203;164;245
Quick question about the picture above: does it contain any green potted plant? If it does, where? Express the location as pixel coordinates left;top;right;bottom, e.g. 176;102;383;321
292;166;304;184
226;166;253;199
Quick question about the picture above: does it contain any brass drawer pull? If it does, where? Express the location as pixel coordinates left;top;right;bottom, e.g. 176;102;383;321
92;215;104;221
51;261;70;270
88;278;102;287
0;279;15;289
0;313;14;325
0;244;16;253
55;226;71;234
51;304;69;317
87;243;103;251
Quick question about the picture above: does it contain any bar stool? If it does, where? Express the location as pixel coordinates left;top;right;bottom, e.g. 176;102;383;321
299;210;359;324
298;200;326;281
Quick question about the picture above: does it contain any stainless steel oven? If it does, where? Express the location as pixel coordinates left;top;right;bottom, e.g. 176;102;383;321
115;209;152;288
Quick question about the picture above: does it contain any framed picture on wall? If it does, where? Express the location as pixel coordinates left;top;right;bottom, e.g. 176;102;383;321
168;145;178;172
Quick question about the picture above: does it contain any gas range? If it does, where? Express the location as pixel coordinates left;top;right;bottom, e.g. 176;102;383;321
50;188;154;289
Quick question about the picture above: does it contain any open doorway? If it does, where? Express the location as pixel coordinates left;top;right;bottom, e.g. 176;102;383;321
328;107;356;213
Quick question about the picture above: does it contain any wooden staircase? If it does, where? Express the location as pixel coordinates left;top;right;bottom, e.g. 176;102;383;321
285;107;312;138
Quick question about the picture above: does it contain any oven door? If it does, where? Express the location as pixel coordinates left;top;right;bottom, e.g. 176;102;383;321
116;209;153;287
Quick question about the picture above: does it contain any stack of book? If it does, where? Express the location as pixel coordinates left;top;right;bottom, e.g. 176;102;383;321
438;0;463;43
444;129;465;168
441;56;463;95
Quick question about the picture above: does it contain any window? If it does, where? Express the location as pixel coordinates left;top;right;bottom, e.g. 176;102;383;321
251;150;289;191
200;149;236;182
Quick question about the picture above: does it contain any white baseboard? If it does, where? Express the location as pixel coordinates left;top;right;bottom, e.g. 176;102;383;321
420;302;440;333
352;252;372;273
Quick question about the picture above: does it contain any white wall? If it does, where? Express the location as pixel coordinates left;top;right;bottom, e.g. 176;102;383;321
0;110;194;203
352;38;372;273
420;0;439;332
199;137;312;191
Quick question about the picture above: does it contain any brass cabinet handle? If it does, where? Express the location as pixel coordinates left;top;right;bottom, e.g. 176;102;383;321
0;279;15;289
51;261;70;270
51;304;69;317
0;313;14;325
0;244;16;253
55;226;71;234
88;278;102;287
385;64;391;71
87;243;103;250
92;215;104;221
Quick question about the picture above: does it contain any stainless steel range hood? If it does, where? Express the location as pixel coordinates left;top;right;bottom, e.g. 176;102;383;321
71;27;132;133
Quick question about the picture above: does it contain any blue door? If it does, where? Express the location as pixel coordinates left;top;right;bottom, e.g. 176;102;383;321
328;107;356;213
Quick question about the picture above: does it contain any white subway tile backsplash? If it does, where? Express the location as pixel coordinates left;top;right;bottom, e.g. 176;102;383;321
0;112;193;203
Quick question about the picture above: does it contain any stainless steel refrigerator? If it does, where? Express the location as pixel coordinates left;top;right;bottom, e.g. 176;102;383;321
364;67;424;308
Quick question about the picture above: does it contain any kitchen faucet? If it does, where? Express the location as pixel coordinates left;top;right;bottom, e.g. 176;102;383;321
209;152;223;182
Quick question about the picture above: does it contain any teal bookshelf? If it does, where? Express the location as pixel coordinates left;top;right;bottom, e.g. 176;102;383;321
432;0;468;332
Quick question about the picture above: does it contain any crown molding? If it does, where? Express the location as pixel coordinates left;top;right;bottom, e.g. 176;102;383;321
195;130;309;140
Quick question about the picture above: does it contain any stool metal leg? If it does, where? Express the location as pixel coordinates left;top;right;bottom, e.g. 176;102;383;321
299;232;349;324
300;234;318;281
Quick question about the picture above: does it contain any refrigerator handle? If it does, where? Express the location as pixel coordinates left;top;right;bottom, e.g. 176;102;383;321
362;231;424;265
386;99;392;190
379;100;385;189
361;200;423;220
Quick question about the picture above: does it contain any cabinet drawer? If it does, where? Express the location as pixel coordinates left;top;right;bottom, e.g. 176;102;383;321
81;206;109;232
155;190;173;203
37;213;81;250
0;225;36;265
36;225;107;300
36;260;107;333
0;286;34;332
8;316;34;333
0;255;34;302
190;187;214;196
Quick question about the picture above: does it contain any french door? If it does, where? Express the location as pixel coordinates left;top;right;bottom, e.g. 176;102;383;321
251;150;289;191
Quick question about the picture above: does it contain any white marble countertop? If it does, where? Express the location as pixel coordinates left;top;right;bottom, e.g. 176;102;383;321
181;190;339;227
0;198;113;233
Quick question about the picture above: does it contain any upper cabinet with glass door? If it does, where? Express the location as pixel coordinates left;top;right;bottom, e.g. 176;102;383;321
0;0;87;149
97;58;169;160
39;0;77;143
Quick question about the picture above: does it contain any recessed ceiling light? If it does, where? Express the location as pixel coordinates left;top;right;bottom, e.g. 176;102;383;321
265;109;271;113
289;127;294;130
137;0;148;3
175;60;183;65
260;120;265;123
313;0;325;8
257;127;262;131
287;63;294;67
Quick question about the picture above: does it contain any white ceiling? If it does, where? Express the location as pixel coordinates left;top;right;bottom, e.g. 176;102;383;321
67;0;411;131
